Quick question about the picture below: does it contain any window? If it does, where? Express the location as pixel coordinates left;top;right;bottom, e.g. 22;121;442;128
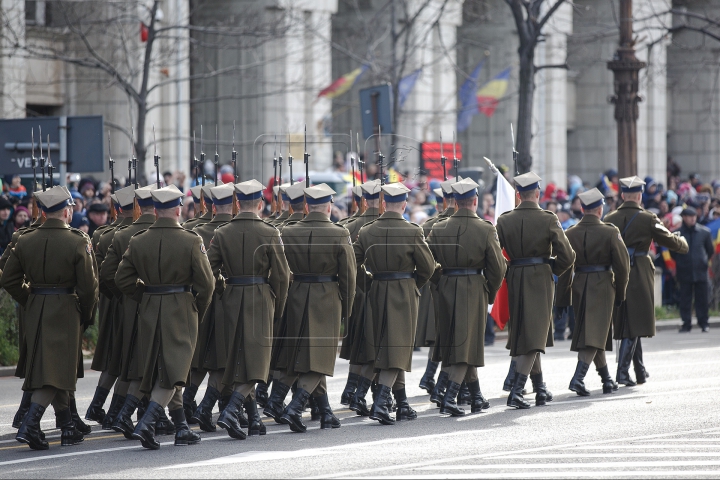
25;1;46;26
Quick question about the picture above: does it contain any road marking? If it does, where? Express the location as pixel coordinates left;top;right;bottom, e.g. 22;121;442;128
417;460;720;469
571;445;720;450
365;471;720;479
479;453;720;459
0;432;124;451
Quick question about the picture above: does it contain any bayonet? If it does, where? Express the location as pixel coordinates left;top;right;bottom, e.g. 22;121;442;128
31;129;37;193
39;126;46;191
350;130;356;187
452;131;459;178
440;131;447;181
131;127;138;188
232;121;237;183
304;124;310;187
511;123;518;176
193;130;198;185
200;125;205;186
153;124;160;188
214;124;219;184
108;131;115;193
288;131;294;186
47;134;54;188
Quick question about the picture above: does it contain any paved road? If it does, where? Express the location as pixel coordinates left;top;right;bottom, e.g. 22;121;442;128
0;328;718;479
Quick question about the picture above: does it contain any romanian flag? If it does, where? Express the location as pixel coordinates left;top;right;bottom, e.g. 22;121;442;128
477;67;511;118
317;65;368;99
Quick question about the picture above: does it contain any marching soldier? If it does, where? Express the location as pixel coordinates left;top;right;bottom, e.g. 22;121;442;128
2;186;98;450
208;180;291;439
556;188;630;395
268;184;291;226
276;184;356;432
353;183;437;425
342;180;381;413
182;185;211;230
189;183;235;432
85;186;136;426
427;178;506;416
497;172;575;409
279;183;306;227
115;185;214;450
605;177;688;386
338;185;363;227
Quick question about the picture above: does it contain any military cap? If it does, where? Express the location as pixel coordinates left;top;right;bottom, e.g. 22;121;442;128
451;178;480;200
278;183;292;202
578;188;605;209
87;202;109;213
37;185;75;213
210;183;235;205
284;183;306;204
151;184;184;209
352;185;363;200
189;185;203;200
235;179;265;201
619;176;645;193
440;176;462;197
135;184;159;207
361;180;382;199
433;187;444;200
381;183;410;203
200;183;215;204
304;183;335;205
114;185;136;209
514;171;542;192
110;193;119;210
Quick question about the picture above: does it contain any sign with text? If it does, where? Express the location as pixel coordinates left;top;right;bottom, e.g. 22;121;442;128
420;142;462;180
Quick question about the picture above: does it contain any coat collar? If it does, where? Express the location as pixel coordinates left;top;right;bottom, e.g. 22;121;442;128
361;207;379;218
119;216;134;226
579;214;602;225
150;217;182;229
618;201;642;211
209;213;233;224
200;210;213;220
440;207;456;217
40;218;70;229
517;201;541;210
135;214;156;225
452;208;478;218
301;212;331;223
379;211;404;220
287;212;304;222
232;212;262;222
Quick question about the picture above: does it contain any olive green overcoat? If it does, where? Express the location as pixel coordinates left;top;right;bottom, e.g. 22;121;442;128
182;210;212;231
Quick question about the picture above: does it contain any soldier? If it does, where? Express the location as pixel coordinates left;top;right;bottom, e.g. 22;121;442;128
276;184;356;432
1;186;98;450
353;183;437;425
605;177;688;386
279;183;306;227
115;185;214;450
338;186;363;227
182;185;211;230
342;180;381;412
268;183;291;226
497;172;575;409
85;186;136;426
208;180;291;439
427;178;506;416
189;183;235;432
556;188;630;396
102;186;166;437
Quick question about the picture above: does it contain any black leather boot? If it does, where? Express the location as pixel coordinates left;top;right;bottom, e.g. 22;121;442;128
218;394;230;414
633;338;648;384
569;361;591;396
597;364;618;394
85;386;110;424
65;396;91;435
370;385;395;425
136;396;149;421
349;376;372;416
169;408;200;446
132;401;163;450
112;394;140;440
394;388;417;421
280;388;311;433
155;408;176;436
263;380;291;422
440;381;465;417
308;395;321;421
340;372;360;405
12;391;33;429
530;373;553;405
255;375;271;408
182;383;199;424
457;382;471;406
16;403;48;450
616;338;637;386
217;391;247;440
503;360;517;392
245;397;266;436
191;386;220;432
430;371;449;407
419;360;439;394
507;373;531;409
102;394;125;430
467;380;490;413
57;408;84;446
315;393;341;429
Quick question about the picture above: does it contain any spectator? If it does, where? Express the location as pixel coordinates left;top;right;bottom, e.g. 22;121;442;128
163;171;174;187
71;191;85;214
80;182;95;201
570;196;584;219
671;207;714;333
13;206;30;231
7;175;27;200
86;202;109;237
70;212;90;233
0;197;15;252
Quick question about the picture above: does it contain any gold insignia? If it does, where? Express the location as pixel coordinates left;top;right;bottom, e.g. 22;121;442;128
86;243;92;255
200;243;207;254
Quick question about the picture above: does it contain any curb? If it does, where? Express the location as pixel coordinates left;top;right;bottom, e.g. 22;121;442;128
0;359;93;379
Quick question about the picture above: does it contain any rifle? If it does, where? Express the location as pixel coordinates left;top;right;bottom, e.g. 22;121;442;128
108;131;117;222
131;128;138;189
452;130;459;178
30;129;38;221
39;126;46;192
153;124;161;188
271;136;278;217
200;125;206;214
377;125;385;214
127;159;132;187
47;134;54;188
440;131;447;210
304;124;310;188
231;121;238;183
357;132;364;183
288;132;294;186
214;124;219;185
193;130;198;187
511;123;519;205
350;130;356;215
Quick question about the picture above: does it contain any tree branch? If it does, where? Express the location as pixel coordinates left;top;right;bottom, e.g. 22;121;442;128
537;0;568;32
536;62;568;70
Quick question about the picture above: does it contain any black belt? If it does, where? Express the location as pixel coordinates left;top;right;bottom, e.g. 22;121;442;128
30;287;74;295
442;268;484;276
509;257;552;267
575;265;612;273
144;285;192;294
225;276;268;285
372;272;415;281
293;274;338;283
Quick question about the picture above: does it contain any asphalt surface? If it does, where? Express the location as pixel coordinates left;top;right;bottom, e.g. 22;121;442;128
0;327;718;479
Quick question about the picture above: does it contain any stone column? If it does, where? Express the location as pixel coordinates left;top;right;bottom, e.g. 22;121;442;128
0;0;27;118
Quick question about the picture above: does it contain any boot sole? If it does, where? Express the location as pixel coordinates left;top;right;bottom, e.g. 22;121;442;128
85;412;105;423
217;419;248;440
280;415;306;433
369;415;395;426
131;432;160;450
61;438;84;446
191;417;216;433
248;428;266;436
174;439;201;446
16;435;49;450
439;407;465;417
320;423;341;429
507;401;531;409
569;386;591;397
